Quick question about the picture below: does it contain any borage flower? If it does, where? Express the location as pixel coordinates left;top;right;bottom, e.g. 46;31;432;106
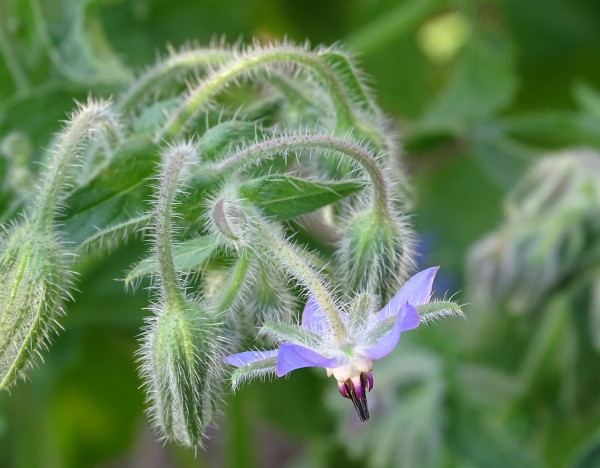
224;267;454;422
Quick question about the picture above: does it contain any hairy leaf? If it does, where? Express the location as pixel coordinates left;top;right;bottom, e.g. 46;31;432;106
240;175;366;220
60;136;159;244
125;236;220;286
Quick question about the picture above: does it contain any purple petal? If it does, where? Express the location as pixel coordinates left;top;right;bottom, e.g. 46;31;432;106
374;267;439;323
223;349;278;368
276;344;342;377
302;294;331;335
363;303;420;360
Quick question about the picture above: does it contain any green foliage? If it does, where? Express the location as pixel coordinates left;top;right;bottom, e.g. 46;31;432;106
1;0;600;466
240;175;366;220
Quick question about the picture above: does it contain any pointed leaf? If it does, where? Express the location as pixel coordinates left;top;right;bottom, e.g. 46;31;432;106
319;50;377;116
224;350;278;368
60;136;159;244
240;175;366;220
125;236;220;285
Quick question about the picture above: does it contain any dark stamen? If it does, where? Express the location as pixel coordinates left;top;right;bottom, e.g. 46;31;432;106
344;375;370;422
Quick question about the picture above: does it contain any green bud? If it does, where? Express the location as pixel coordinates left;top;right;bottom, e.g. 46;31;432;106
0;225;64;389
207;193;252;250
337;209;414;301
141;301;221;447
468;149;600;314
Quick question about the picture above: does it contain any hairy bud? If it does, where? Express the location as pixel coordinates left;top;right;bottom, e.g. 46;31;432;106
468;149;600;314
338;209;414;302
140;301;222;447
0;225;64;389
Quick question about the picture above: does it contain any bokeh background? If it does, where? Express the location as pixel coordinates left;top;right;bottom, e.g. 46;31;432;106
2;0;600;466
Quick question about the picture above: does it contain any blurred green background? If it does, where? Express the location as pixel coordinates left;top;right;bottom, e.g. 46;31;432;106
2;0;600;466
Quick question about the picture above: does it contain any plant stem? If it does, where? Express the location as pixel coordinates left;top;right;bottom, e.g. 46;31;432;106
251;213;347;342
32;101;117;232
118;47;234;112
216;254;251;314
156;46;358;141
215;134;390;217
155;145;192;310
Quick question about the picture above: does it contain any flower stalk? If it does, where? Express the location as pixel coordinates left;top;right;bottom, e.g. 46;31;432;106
214;134;391;217
157;44;373;142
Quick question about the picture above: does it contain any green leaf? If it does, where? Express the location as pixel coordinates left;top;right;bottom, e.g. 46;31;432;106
60;136;159;245
240;175;366;220
31;0;131;85
125;236;220;286
197;120;260;162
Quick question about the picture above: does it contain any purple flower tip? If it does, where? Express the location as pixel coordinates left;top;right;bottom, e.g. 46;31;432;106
339;373;371;422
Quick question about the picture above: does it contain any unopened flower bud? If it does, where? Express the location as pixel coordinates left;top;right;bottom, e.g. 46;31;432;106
0;225;64;389
141;301;222;447
208;196;251;249
468;149;600;314
338;209;414;301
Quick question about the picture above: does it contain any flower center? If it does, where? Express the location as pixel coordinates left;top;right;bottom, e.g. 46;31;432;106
326;357;374;422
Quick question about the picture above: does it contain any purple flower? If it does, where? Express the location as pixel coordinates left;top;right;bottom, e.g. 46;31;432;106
224;267;440;422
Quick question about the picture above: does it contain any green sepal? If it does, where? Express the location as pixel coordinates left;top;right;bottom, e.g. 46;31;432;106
365;315;396;347
240;175;366;220
230;355;277;391
261;322;324;349
416;301;464;324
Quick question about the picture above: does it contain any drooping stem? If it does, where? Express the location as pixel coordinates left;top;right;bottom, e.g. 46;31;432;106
118;47;234;112
215;254;251;314
155;143;196;309
156;46;360;141
215;134;390;217
32;99;119;232
250;212;347;341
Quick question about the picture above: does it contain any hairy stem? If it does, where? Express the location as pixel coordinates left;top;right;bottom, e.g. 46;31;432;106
215;254;251;314
155;144;194;309
215;134;390;217
157;46;359;141
118;47;234;112
250;212;347;341
32;100;118;231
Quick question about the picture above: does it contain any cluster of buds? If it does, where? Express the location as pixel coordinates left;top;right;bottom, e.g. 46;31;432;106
0;41;463;449
468;149;600;314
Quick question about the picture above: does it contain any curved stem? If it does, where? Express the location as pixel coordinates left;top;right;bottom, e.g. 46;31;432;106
156;47;358;141
155;145;193;309
215;134;390;216
118;48;234;112
32;100;117;232
251;213;347;342
215;254;250;314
